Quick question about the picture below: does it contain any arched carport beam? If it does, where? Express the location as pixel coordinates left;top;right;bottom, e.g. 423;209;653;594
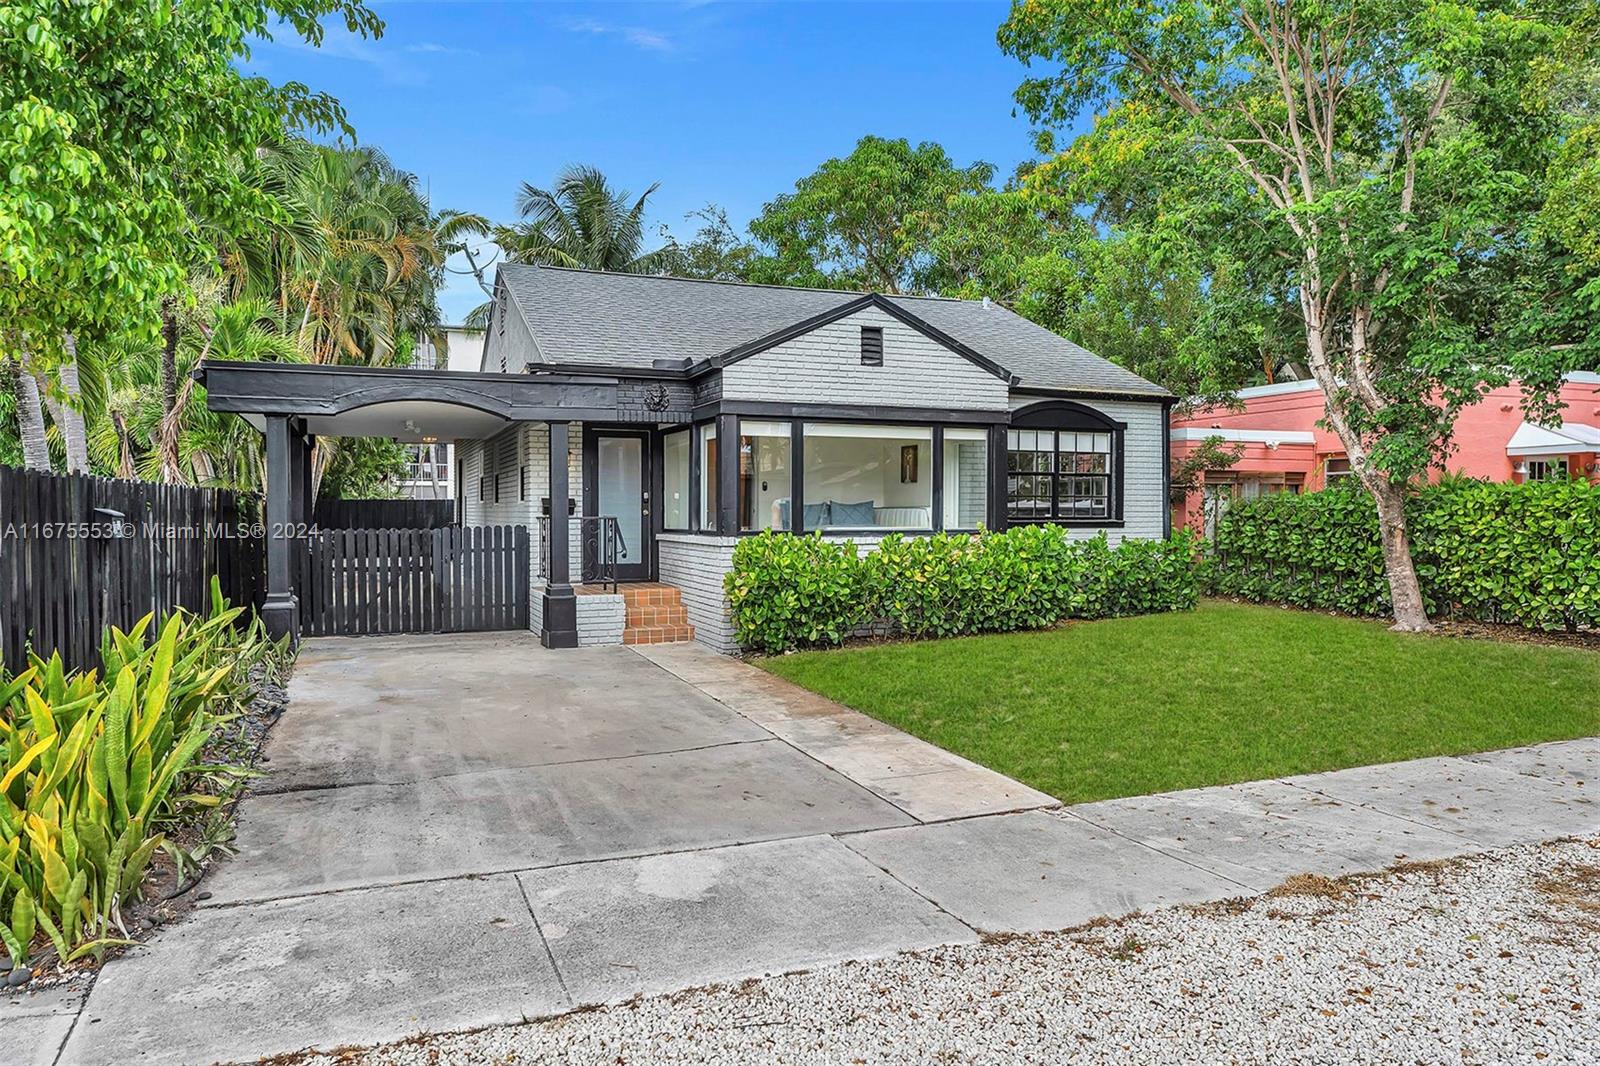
195;361;623;422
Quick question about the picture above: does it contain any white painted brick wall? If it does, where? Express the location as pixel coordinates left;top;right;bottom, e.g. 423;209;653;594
576;595;625;646
656;534;738;653
721;306;1009;410
1008;396;1168;543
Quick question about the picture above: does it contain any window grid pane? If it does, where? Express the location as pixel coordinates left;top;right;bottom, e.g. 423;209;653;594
1007;427;1114;521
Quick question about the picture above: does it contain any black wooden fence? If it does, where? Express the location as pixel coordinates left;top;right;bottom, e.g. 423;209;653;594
296;525;528;636
0;467;264;674
314;497;454;530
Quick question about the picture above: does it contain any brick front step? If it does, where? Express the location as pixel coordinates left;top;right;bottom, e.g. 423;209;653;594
617;582;695;645
627;604;690;627
622;623;695;645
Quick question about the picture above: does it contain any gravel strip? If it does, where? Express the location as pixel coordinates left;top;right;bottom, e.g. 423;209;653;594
286;838;1600;1066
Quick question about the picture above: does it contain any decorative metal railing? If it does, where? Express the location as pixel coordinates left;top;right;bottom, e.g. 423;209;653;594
536;514;625;592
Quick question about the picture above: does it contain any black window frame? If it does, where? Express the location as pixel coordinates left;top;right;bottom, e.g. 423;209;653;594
682;415;995;537
1004;400;1126;527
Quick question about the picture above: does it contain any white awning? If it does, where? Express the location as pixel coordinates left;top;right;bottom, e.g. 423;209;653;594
1506;421;1600;458
1170;427;1317;446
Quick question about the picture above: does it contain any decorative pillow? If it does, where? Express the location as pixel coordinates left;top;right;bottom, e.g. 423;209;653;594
802;501;831;529
829;500;877;527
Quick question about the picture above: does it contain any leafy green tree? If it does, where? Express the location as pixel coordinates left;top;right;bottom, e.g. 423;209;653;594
749;136;995;293
320;437;412;499
1001;0;1598;630
495;165;676;274
1;0;377;470
671;205;765;282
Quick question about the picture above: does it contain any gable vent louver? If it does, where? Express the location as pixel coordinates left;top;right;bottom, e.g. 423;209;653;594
860;326;884;366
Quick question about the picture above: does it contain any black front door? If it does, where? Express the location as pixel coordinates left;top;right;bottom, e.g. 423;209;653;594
586;429;651;581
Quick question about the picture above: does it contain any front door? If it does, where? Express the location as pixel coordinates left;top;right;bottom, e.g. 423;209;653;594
588;429;651;581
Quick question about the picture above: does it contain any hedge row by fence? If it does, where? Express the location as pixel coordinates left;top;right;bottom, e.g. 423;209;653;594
1207;478;1600;631
725;527;1203;654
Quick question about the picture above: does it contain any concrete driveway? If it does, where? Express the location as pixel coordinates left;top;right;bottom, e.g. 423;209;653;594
54;632;1055;1065
30;633;1599;1065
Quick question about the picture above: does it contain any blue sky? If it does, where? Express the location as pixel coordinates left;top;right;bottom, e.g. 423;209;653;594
246;1;1076;323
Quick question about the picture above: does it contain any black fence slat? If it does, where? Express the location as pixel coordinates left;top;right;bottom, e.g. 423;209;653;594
0;468;266;674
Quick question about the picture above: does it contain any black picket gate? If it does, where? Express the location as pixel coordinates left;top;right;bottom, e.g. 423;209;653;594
296;525;529;637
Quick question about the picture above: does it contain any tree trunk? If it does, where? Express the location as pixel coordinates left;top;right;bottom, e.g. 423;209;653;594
7;351;52;471
1298;294;1432;632
1371;477;1431;632
112;411;135;479
57;335;91;473
159;302;183;484
161;300;179;418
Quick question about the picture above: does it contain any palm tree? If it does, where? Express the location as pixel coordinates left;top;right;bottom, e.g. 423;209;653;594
229;139;446;368
82;281;299;489
495;165;678;275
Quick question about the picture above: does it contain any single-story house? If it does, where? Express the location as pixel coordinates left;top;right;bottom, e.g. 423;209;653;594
1171;374;1600;534
200;264;1173;651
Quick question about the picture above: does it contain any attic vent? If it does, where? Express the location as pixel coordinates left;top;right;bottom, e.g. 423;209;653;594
860;326;884;366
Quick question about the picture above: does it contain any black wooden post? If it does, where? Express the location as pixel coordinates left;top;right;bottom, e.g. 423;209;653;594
716;412;738;534
541;420;578;648
262;414;299;642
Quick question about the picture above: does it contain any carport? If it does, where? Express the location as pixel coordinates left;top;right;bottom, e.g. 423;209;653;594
196;360;621;646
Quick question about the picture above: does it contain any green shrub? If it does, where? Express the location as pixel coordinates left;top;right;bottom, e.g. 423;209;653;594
1208;478;1600;630
723;533;867;654
727;527;1202;653
0;580;278;969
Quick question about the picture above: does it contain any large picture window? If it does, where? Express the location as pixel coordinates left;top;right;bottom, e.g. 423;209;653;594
738;421;793;531
942;428;988;529
802;423;933;531
1006;402;1122;524
662;429;690;530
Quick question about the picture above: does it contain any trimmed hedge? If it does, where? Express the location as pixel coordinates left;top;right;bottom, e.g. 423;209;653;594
726;527;1203;654
1207;478;1600;630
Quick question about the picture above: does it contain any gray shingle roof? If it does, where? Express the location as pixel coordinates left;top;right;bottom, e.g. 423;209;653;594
498;263;1170;398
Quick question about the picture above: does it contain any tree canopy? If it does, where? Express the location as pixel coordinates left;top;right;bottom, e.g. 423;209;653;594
495;165;677;275
1000;0;1599;628
748;135;996;293
1;0;378;364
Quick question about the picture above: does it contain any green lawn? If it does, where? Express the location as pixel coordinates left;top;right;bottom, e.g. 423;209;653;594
758;601;1600;805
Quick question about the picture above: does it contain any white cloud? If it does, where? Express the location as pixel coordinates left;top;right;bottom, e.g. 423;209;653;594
404;41;479;57
563;18;677;53
264;25;429;86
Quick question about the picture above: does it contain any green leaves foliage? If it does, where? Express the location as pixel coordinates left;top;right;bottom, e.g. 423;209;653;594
747;135;996;294
0;579;275;970
0;0;380;365
1208;478;1600;630
726;527;1203;654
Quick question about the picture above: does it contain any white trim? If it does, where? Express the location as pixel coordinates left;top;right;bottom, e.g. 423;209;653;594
1566;371;1600;386
1170;427;1317;446
1227;378;1323;400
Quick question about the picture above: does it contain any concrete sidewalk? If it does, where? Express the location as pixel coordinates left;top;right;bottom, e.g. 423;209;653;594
10;635;1596;1065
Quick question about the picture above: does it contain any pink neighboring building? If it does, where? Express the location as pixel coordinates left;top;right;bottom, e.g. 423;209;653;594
1170;373;1600;533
